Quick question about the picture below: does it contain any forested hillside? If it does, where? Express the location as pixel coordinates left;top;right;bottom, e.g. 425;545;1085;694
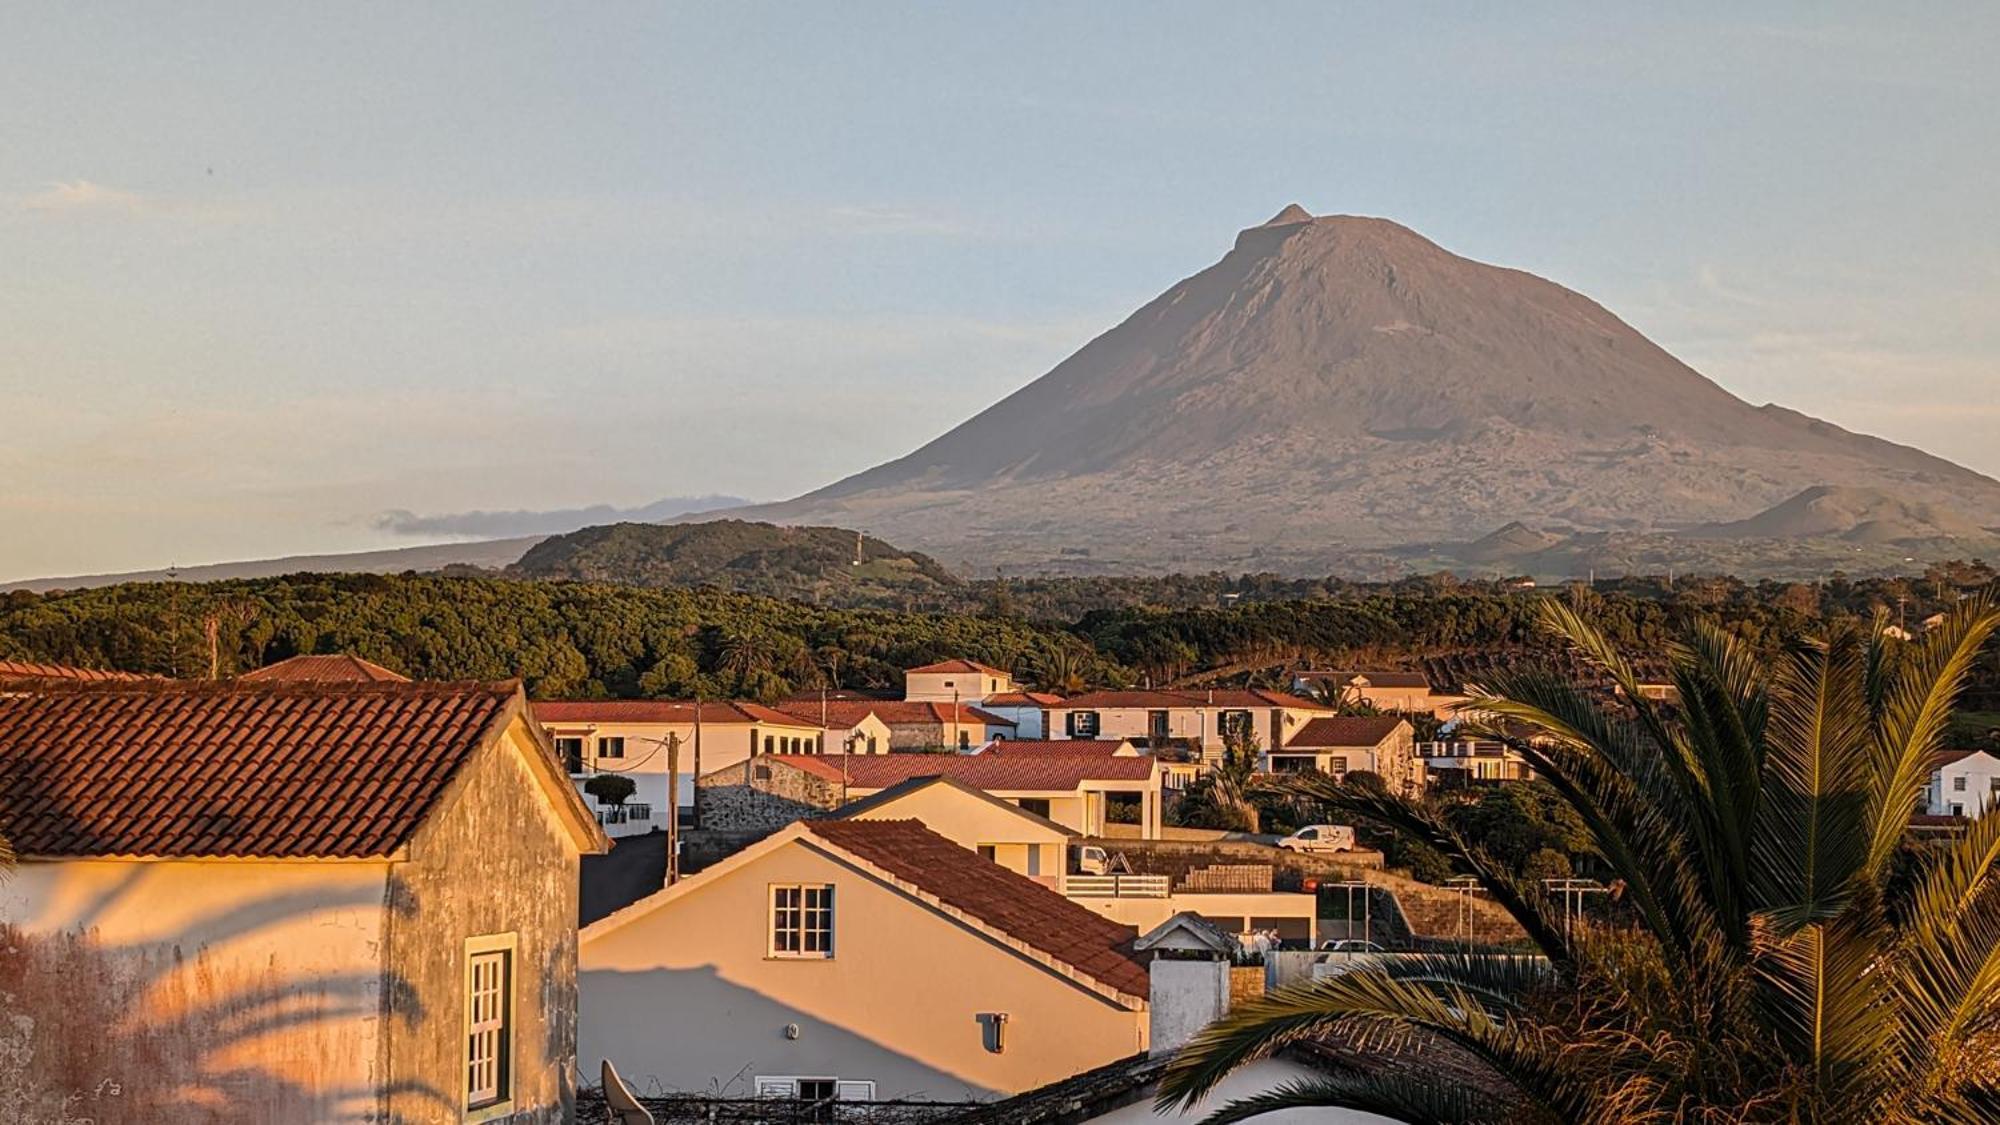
3;562;1996;717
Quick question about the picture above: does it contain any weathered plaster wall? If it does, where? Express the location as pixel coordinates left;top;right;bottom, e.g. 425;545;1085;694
579;839;1147;1101
695;760;843;833
382;719;585;1124
0;857;390;1123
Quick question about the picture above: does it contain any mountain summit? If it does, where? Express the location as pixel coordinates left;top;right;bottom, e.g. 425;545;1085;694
721;208;2000;573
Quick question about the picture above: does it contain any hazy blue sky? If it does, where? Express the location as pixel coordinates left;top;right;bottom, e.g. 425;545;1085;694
4;4;1996;581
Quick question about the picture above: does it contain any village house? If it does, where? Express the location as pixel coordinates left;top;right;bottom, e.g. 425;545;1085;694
1928;748;2000;818
978;736;1198;791
1266;715;1421;795
902;658;1017;703
977;690;1066;738
697;751;1166;838
1044;689;1332;764
775;698;1014;752
771;696;897;755
239;652;410;683
577;819;1150;1103
1291;669;1463;717
0;678;608;1123
833;775;1076;890
534;699;825;837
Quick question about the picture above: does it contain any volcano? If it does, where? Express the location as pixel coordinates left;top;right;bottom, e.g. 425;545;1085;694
721;207;2000;572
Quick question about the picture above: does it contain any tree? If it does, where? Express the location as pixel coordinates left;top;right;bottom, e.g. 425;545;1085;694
1160;594;2000;1123
583;773;637;808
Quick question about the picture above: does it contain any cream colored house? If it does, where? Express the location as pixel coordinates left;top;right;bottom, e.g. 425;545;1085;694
1046;689;1332;763
1267;715;1421;796
1291;670;1464;717
0;678;608;1123
835;775;1075;890
535;699;825;836
903;658;1017;703
777;698;1013;752
1929;748;2000;818
699;752;1167;838
578;819;1150;1102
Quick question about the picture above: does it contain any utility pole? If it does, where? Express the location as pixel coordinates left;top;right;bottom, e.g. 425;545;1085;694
691;694;704;832
665;732;681;885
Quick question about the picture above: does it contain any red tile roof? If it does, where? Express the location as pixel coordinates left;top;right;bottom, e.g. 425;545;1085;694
983;739;1132;757
0;659;149;684
907;659;1012;677
765;752;1154;790
1931;747;1999;771
1054;688;1329;711
1298;670;1433;690
0;680;519;858
803;818;1147;999
1282;716;1408;749
533;699;821;728
773;700;1014;728
240;654;410;683
981;691;1065;708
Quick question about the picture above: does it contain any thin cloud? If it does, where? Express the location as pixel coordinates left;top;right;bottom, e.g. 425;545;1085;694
371;495;748;539
19;180;148;214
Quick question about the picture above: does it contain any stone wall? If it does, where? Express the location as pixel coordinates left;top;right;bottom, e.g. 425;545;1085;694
695;758;845;833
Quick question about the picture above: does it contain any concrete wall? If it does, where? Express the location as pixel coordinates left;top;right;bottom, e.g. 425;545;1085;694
844;784;1070;887
579;838;1147;1100
697;759;846;832
0;856;392;1122
382;718;588;1125
1145;958;1229;1058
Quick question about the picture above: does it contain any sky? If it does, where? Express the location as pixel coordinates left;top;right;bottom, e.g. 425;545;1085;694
3;3;1997;582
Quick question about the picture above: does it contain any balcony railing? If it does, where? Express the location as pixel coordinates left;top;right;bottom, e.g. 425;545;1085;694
1065;874;1171;898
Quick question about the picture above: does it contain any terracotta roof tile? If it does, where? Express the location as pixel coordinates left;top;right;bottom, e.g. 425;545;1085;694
803;818;1147;999
240;654;411;683
765;753;1154;790
982;739;1132;757
0;680;518;858
1282;716;1407;749
1055;688;1329;711
981;691;1065;707
907;659;1011;677
533;699;820;728
773;700;1013;728
0;659;150;684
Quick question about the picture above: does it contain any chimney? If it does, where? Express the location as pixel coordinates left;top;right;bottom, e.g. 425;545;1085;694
1135;913;1237;1057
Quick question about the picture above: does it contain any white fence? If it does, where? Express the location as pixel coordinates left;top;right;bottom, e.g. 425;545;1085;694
1065;874;1171;898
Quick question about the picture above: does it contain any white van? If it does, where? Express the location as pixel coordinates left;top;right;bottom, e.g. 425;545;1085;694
1277;825;1356;853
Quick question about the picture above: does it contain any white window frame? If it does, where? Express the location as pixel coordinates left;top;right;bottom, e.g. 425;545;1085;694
755;1076;877;1101
768;883;835;959
463;932;518;1121
597;735;626;760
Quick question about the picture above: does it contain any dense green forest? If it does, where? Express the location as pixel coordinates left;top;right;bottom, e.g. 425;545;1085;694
5;561;1998;725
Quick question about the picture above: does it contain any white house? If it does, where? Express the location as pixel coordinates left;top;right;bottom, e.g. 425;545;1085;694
978;690;1066;739
534;699;825;837
903;658;1018;703
1929;748;2000;818
1045;689;1332;764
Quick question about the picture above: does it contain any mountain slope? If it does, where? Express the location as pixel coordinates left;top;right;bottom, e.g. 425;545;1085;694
510;520;962;602
725;207;2000;572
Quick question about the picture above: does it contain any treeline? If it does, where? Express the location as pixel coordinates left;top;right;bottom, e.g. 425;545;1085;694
3;561;1996;710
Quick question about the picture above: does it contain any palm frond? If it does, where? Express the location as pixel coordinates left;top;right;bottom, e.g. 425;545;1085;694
1751;628;1870;930
1193;1072;1524;1125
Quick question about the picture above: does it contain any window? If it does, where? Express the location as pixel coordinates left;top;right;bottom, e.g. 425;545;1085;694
1148;710;1170;740
755;1077;876;1118
958;729;971;750
977;844;997;862
1026;846;1041;877
1952;804;1965;817
596;736;625;760
1018;798;1051;818
770;884;835;958
1328;755;1350;776
1068;711;1100;738
866;736;879;753
553;736;584;773
1955;776;1968;791
464;936;515;1113
1219;710;1253;738
764;735;775;755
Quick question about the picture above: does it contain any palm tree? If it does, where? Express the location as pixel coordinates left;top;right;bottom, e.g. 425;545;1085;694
1161;595;2000;1123
1041;648;1089;695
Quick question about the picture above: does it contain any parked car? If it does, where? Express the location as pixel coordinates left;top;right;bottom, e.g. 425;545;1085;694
1318;938;1384;953
1277;824;1356;853
1074;844;1110;875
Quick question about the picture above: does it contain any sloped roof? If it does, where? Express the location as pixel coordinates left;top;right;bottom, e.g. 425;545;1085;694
1932;747;2000;771
1298;670;1433;689
981;691;1066;708
1281;716;1408;750
1055;688;1329;711
533;699;821;728
0;679;557;858
240;653;410;683
0;659;149;684
982;739;1136;757
773;700;1013;728
907;659;1012;677
831;775;1074;836
802;818;1147;999
765;752;1155;790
